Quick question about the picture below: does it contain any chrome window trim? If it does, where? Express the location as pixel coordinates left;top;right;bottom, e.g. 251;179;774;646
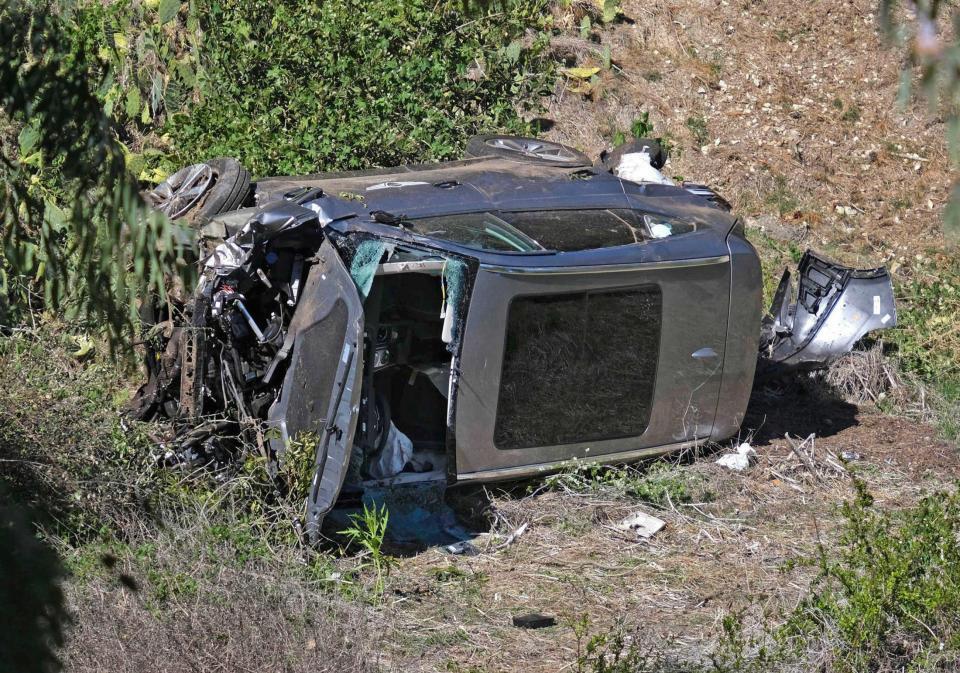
480;255;730;276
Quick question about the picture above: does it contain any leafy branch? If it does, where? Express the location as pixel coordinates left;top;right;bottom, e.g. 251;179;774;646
0;1;187;348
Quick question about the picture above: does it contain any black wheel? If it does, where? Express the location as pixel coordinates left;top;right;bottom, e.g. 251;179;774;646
598;138;667;172
196;157;252;223
465;135;591;167
145;157;251;226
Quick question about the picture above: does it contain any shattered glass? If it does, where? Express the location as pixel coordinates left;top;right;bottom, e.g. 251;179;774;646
349;240;389;299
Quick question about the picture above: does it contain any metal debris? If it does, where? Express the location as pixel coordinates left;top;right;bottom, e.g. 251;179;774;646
444;540;479;556
759;250;897;373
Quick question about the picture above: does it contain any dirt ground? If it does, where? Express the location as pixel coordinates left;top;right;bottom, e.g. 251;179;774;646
545;0;951;265
370;385;958;672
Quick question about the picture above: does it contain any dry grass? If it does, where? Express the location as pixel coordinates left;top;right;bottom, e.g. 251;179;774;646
64;575;380;673
58;491;385;673
371;399;959;671
4;328;958;672
824;343;904;406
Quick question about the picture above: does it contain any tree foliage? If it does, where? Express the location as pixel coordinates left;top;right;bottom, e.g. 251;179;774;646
0;1;186;346
0;0;551;341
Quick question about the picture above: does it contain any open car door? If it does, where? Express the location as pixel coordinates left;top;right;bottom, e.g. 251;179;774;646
268;238;364;540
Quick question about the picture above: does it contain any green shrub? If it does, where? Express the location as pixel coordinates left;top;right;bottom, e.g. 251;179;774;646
339;502;395;600
889;260;960;383
781;480;960;672
166;0;553;176
571;613;772;673
887;259;960;437
686;115;709;146
66;0;203;180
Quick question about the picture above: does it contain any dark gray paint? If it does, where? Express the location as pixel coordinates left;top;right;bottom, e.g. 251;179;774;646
259;153;891;497
453;254;732;478
267;239;365;540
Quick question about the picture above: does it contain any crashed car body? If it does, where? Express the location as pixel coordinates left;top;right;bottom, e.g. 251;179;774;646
136;137;896;537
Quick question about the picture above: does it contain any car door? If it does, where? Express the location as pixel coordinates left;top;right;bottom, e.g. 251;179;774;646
268;238;365;539
452;213;731;481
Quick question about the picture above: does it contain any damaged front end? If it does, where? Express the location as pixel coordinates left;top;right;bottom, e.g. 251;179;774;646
759;250;897;373
130;194;346;468
130;188;472;541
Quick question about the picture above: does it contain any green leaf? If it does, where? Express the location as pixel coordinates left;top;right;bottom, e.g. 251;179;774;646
579;15;591;39
20;151;42;168
18;124;39;156
125;87;141;118
502;40;522;64
70;335;96;359
158;0;180;24
601;0;620;23
43;200;67;233
125;152;147;178
157;0;180;23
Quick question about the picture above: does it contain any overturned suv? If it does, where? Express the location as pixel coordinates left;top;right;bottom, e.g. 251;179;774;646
132;136;896;538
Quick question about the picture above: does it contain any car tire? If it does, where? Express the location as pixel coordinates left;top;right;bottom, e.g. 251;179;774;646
145;157;251;226
191;157;251;225
465;135;591;167
598;138;667;172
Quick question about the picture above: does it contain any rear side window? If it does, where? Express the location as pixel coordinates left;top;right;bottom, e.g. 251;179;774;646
494;286;662;450
407;212;541;253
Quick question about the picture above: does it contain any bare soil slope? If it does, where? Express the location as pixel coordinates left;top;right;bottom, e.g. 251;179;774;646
545;0;950;262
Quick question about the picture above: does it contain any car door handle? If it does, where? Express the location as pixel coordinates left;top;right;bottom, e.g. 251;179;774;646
691;347;718;360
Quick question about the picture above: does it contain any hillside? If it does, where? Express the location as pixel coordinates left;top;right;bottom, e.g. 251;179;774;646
2;2;960;672
549;0;950;257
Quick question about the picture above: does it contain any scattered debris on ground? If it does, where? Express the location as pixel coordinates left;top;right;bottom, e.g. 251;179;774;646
715;442;757;472
512;614;557;630
612;509;666;539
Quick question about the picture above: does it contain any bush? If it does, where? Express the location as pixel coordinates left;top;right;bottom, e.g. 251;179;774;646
887;258;960;437
781;480;960;672
167;0;553;176
1;3;186;345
